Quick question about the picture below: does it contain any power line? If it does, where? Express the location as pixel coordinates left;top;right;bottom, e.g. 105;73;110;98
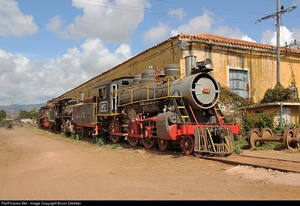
62;0;272;24
256;5;297;23
11;100;14;120
255;0;297;84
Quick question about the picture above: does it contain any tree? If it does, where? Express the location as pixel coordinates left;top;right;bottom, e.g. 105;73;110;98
0;110;6;122
19;110;31;119
260;82;299;103
30;107;39;120
17;108;39;120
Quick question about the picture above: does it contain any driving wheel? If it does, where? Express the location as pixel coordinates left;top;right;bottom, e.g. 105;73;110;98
141;138;157;149
157;139;170;151
127;121;140;147
82;127;89;138
127;137;139;147
181;135;194;155
109;120;121;144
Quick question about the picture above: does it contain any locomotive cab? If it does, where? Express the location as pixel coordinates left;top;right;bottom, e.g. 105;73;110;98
93;77;135;115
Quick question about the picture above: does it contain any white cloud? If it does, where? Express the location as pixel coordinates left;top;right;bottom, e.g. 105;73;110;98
171;9;215;35
168;8;185;20
213;26;256;42
260;26;295;46
115;44;131;57
142;22;170;43
0;39;132;105
47;0;150;43
0;0;39;37
241;35;256;42
46;15;63;33
214;26;243;39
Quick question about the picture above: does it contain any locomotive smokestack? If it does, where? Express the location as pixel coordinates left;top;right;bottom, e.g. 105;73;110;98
184;55;196;76
196;58;213;72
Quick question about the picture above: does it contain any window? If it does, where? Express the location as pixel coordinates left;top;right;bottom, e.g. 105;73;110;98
229;69;248;99
277;108;292;126
99;87;106;99
255;110;263;114
122;80;130;85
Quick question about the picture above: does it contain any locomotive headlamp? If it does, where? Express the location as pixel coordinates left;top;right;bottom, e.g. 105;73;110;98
196;58;213;72
202;88;211;93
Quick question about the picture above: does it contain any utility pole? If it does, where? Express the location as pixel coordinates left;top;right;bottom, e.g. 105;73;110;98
256;0;297;84
276;0;280;84
256;1;297;128
11;100;14;120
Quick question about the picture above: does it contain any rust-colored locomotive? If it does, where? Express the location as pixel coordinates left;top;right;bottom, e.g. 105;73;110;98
38;56;240;156
37;105;49;129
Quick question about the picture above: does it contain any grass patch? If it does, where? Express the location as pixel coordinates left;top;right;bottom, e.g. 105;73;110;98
111;144;118;149
233;137;300;153
95;137;106;146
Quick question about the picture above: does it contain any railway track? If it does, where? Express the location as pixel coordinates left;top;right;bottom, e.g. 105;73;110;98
116;139;300;174
89;137;300;174
197;153;300;174
115;139;300;174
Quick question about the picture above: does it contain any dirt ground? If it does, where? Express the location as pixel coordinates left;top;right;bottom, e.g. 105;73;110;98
0;124;300;200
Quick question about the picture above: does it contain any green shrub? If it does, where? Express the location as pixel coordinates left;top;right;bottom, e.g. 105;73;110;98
95;137;106;146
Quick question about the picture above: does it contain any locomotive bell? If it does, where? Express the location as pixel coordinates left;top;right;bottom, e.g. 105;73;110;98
158;69;165;78
195;58;213;72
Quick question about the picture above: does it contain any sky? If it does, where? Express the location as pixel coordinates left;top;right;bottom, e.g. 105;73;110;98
0;0;300;106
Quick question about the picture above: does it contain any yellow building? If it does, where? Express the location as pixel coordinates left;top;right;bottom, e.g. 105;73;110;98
53;33;300;106
238;102;300;126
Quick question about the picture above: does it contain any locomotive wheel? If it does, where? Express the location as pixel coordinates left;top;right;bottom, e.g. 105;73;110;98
82;128;89;138
181;135;194;155
283;127;294;150
260;128;273;138
109;120;121;144
157;139;170;151
248;128;261;148
127;137;139;147
75;128;83;139
141;138;157;149
127;121;140;146
293;128;300;148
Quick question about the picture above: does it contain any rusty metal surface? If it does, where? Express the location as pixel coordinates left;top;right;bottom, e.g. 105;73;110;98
73;104;95;124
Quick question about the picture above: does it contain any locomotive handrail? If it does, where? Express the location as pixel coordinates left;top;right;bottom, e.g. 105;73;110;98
97;112;122;117
117;95;183;107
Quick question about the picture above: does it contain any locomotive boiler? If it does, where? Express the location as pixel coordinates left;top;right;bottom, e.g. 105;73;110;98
118;59;219;110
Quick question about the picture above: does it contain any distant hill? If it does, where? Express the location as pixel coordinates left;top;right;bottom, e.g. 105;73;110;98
0;103;45;117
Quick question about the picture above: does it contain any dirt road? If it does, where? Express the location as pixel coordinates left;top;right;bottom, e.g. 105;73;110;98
0;125;300;200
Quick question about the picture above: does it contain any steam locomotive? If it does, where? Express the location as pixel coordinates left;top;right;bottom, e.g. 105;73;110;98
37;56;240;156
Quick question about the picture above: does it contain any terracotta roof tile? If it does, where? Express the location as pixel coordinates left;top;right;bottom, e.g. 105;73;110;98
177;33;300;54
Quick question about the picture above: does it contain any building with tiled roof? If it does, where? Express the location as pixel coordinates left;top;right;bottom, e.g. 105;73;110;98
55;33;300;106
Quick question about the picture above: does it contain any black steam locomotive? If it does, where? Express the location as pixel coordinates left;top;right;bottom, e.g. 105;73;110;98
38;57;240;156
